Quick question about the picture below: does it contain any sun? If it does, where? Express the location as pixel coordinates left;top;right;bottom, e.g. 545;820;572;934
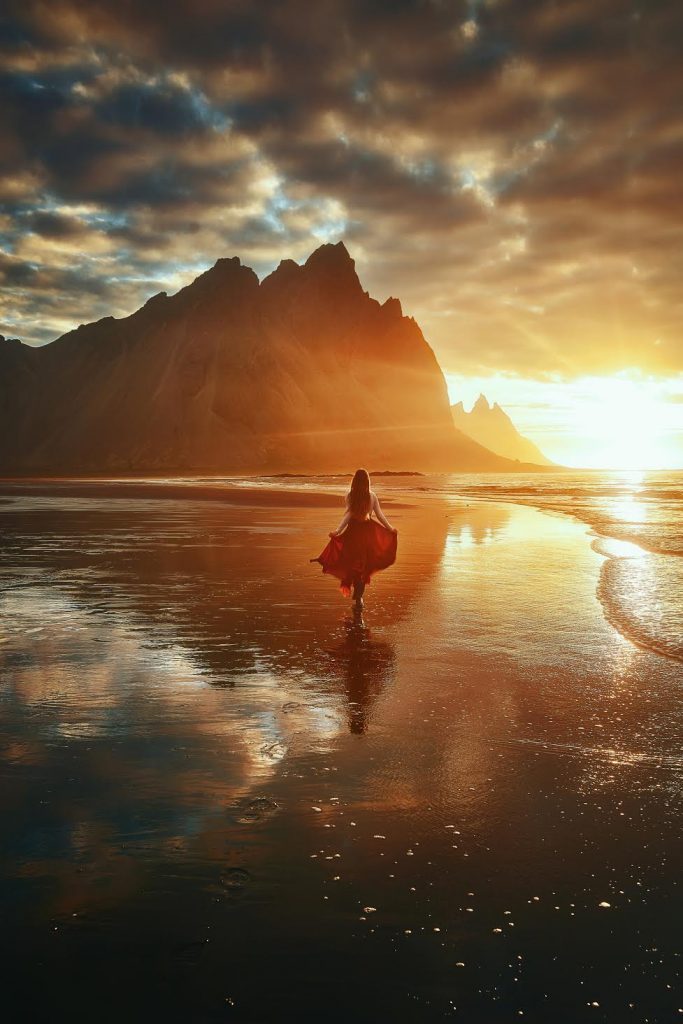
573;375;675;470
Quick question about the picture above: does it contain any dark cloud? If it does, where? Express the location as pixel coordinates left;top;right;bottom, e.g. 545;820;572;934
24;210;86;237
0;0;681;374
84;157;240;209
0;68;70;158
0;254;38;285
0;253;113;297
96;80;219;135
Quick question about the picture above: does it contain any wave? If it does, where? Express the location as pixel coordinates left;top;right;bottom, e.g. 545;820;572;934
449;473;683;664
457;485;683;501
592;541;683;663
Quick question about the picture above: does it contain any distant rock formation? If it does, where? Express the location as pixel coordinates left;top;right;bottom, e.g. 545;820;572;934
0;244;546;474
451;394;553;466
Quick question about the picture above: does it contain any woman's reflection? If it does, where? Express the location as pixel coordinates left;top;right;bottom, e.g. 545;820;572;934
324;615;396;734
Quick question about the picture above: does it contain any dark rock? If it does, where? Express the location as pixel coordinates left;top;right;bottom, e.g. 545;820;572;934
0;243;525;473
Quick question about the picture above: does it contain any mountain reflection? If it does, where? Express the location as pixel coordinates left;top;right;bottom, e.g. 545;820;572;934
447;502;511;546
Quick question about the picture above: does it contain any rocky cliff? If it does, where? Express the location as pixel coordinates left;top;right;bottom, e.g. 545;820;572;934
0;243;536;474
451;394;553;466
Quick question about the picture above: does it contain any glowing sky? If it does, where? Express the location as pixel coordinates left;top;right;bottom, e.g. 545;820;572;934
1;0;682;467
446;370;683;469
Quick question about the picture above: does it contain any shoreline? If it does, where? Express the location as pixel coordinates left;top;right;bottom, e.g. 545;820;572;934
1;474;680;665
0;477;411;509
468;489;671;555
467;493;683;665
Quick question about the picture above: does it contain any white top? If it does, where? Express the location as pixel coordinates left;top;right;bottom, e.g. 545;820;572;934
343;489;393;529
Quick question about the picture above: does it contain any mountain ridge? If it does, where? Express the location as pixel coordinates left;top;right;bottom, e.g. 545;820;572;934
451;393;554;466
0;244;550;475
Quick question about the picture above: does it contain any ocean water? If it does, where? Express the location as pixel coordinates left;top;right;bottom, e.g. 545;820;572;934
442;470;683;664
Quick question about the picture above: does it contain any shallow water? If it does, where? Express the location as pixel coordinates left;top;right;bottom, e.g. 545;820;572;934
1;490;682;1022
441;469;683;665
239;469;683;665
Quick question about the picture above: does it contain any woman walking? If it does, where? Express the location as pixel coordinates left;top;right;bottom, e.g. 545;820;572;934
311;469;398;611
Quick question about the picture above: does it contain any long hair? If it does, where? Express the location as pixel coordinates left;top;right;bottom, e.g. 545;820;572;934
348;468;371;517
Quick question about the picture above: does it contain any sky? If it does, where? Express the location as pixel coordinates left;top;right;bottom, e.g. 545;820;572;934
1;0;682;467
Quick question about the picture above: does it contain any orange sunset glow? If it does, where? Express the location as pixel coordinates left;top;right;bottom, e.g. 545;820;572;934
2;4;683;1023
448;371;683;469
1;1;682;473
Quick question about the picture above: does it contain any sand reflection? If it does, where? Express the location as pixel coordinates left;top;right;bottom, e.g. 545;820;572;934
0;490;448;919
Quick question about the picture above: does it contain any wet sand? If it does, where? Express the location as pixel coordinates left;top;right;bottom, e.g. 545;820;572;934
0;476;411;508
0;484;681;1022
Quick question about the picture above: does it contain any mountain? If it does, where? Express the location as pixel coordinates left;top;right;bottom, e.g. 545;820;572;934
0;243;544;475
451;394;554;466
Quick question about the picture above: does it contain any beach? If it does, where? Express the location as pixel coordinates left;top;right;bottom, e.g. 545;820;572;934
1;477;681;1022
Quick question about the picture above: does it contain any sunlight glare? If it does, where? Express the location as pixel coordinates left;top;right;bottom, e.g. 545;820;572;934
576;377;673;470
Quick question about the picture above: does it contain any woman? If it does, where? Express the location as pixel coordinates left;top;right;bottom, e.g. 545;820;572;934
311;469;398;610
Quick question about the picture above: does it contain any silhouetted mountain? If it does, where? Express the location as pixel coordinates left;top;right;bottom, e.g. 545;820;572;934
451;394;553;466
0;245;544;474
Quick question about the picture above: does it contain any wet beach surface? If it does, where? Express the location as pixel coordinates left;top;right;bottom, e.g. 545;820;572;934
1;486;682;1022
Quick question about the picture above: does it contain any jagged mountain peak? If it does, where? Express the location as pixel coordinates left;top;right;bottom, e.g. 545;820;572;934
179;256;259;299
0;242;546;474
143;291;168;308
381;296;403;318
451;395;553;467
261;243;363;305
304;240;353;269
212;254;243;273
274;257;300;274
304;242;362;290
260;257;301;294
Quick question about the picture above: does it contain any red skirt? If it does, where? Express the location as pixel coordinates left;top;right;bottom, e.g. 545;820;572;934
311;517;397;596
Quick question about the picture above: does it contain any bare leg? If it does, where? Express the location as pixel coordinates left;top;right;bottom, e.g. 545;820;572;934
352;578;365;608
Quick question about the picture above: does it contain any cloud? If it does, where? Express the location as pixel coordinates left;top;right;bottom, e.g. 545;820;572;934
0;0;681;374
